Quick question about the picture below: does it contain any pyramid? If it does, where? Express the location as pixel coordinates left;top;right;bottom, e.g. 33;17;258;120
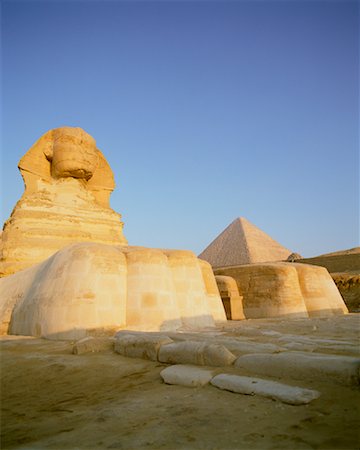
199;217;291;268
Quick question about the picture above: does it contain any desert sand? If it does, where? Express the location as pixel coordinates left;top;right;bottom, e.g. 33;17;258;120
1;314;359;450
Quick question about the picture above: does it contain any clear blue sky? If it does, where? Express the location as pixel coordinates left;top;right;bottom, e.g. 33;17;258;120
1;0;359;258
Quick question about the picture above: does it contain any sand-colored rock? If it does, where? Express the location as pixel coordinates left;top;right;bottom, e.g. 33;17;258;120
297;247;360;312
199;217;291;268
158;341;236;367
211;374;320;405
215;262;348;319
215;275;245;320
73;336;114;355
0;243;226;339
160;365;216;387
0;127;127;277
114;333;173;361
234;352;360;386
294;263;348;316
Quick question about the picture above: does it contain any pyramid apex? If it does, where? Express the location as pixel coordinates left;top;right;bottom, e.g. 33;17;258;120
199;217;292;268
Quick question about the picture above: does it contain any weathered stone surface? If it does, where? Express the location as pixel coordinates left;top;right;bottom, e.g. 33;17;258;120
73;337;114;355
158;341;236;367
213;339;283;357
198;259;228;322
114;333;173;361
277;335;360;356
0;243;226;339
216;263;307;319
0;127;127;277
215;275;245;320
161;365;216;387
211;374;320;405
0;243;127;340
215;262;348;319
297;248;360;312
234;352;360;386
294;263;348;317
165;332;284;356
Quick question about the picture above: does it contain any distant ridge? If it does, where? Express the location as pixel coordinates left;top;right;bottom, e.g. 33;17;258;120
199;217;291;268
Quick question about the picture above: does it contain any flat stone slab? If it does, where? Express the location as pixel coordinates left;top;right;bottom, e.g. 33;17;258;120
158;341;236;367
278;335;360;356
161;365;216;387
114;333;173;361
215;339;283;356
73;337;114;355
235;352;360;385
211;374;320;405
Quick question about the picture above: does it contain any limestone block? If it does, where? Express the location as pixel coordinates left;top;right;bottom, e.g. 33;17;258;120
0;127;126;277
114;333;173;361
234;352;360;386
293;263;348;316
4;243;128;339
211;374;320;405
0;263;39;335
214;262;348;319
202;343;237;366
198;260;227;322
158;341;236;367
124;248;182;331
158;341;205;365
213;339;283;357
164;333;283;356
73;337;114;355
166;250;223;328
216;263;308;319
215;275;245;320
160;365;216;387
0;242;226;338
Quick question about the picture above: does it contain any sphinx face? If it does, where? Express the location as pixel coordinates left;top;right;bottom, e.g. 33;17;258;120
51;127;98;180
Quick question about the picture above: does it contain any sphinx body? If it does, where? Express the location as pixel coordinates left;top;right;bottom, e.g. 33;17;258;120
0;243;225;339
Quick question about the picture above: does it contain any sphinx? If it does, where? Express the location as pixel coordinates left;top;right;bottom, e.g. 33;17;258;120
0;127;227;338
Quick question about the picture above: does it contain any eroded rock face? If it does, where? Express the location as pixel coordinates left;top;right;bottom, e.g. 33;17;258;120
215;275;245;320
215;263;348;319
0;127;127;276
0;243;227;339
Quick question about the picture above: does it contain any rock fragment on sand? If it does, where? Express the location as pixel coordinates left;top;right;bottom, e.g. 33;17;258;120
158;341;236;367
235;352;360;385
73;337;114;355
211;374;320;405
114;333;173;361
161;365;216;387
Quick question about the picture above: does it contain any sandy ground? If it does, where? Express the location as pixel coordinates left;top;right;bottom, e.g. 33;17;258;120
1;314;360;450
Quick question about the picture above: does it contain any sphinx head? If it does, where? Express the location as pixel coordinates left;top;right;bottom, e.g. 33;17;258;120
43;127;98;180
18;126;116;207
